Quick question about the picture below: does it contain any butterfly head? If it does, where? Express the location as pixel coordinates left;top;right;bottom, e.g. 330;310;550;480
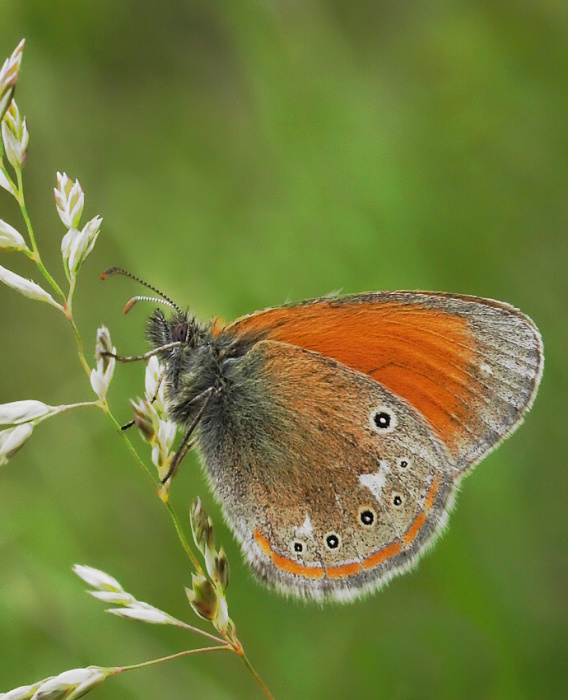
146;306;210;392
101;268;215;399
146;306;199;351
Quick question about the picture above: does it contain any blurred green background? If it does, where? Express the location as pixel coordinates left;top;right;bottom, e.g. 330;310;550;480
0;1;566;698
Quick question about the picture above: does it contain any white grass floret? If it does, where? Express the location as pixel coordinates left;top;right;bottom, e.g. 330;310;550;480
1;683;42;700
54;173;84;229
0;400;53;424
0;424;33;466
0;219;28;251
89;350;115;401
73;564;123;592
1;101;28;168
107;605;177;625
87;590;136;605
0;39;24;119
30;667;106;700
145;356;165;410
0;265;62;310
0;169;15;196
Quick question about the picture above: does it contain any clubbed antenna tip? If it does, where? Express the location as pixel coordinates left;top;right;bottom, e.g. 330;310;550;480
101;267;122;281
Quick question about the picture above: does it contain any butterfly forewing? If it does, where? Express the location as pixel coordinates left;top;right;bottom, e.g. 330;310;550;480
224;292;543;472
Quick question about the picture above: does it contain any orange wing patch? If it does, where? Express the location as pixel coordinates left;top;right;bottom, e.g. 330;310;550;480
227;301;477;451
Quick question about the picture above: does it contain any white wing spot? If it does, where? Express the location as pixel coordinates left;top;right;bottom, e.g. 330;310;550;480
480;363;494;375
296;514;314;539
359;461;390;503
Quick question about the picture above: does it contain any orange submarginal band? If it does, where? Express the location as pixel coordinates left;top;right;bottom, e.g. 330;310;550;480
402;512;426;545
425;474;440;511
326;561;363;579
255;472;441;582
254;530;325;579
272;550;325;579
399;476;441;547
362;541;402;570
255;530;272;557
255;526;405;579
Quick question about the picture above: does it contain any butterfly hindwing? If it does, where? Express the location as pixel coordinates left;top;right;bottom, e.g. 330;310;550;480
196;339;456;601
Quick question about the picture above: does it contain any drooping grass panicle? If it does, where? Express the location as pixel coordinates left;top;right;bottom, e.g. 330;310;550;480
0;37;273;700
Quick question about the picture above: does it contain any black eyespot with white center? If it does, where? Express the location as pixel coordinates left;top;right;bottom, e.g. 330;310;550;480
324;532;341;550
375;412;390;428
291;540;305;554
358;506;376;528
392;493;404;507
397;457;412;470
370;406;397;434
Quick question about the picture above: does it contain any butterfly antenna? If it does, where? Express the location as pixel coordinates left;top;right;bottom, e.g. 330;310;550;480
123;295;178;315
102;267;183;315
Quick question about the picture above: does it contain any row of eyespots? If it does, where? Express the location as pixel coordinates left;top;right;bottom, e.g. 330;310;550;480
369;406;410;510
291;533;340;554
358;493;406;525
369;412;415;476
368;400;410;470
291;494;408;555
292;532;342;554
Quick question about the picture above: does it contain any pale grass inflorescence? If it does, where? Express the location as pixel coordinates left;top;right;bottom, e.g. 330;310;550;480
0;39;272;699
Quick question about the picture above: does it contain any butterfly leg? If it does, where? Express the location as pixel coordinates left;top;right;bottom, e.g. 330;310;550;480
163;437;197;480
161;385;217;484
120;364;168;431
101;341;183;364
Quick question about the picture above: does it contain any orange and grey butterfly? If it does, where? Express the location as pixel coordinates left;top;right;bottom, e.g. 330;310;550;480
148;291;542;602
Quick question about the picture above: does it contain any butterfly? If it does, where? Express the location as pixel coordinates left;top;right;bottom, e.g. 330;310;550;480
107;270;543;602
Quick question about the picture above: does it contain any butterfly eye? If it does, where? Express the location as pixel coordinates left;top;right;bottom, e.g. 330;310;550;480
292;540;305;554
324;532;341;550
172;322;188;343
397;457;412;470
358;506;376;528
370;406;397;434
392;493;404;507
